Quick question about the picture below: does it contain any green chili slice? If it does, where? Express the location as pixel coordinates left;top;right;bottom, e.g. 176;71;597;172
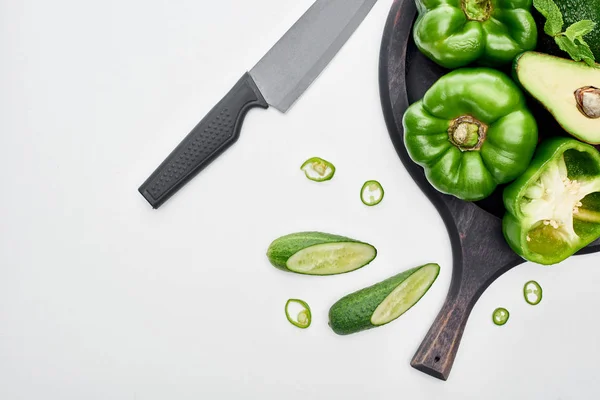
492;307;510;326
285;299;312;329
523;280;543;306
300;157;335;182
361;180;384;206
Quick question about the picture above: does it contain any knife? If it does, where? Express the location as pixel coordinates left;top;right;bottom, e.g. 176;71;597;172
139;0;379;208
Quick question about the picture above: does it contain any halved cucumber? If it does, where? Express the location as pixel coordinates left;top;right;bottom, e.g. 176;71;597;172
328;263;440;335
266;232;377;276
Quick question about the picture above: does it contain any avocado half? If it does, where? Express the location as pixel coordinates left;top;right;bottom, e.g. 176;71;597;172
514;52;600;144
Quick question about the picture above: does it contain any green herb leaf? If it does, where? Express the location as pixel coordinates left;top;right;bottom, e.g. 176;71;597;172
534;0;598;66
555;35;596;66
555;35;579;56
564;20;597;42
533;0;564;36
574;42;597;67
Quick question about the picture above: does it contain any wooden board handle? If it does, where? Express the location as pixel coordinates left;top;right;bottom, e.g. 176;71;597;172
408;199;524;381
411;289;470;381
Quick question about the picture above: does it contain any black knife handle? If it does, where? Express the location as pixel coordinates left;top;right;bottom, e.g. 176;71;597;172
139;72;268;208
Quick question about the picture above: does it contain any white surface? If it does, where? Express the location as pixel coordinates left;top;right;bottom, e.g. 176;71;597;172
1;0;599;399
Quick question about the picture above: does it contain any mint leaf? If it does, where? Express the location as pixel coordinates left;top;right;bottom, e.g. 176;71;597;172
574;42;597;67
555;36;596;66
554;36;578;57
533;0;564;36
534;0;597;66
564;20;597;42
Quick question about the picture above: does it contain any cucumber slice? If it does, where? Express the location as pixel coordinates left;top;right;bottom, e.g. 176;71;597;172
267;232;377;275
328;263;440;335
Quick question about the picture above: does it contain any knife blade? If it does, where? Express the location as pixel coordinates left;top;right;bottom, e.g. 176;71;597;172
139;0;379;209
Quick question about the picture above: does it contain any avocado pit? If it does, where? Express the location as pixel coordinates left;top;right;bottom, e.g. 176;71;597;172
575;86;600;119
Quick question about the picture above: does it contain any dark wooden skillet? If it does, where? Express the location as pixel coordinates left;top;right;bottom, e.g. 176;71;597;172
378;0;600;381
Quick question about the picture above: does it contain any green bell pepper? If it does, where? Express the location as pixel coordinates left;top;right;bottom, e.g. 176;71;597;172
414;0;538;69
503;138;600;265
402;68;538;201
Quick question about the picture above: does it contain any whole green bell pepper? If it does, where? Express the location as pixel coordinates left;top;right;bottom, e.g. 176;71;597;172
402;68;538;201
414;0;538;69
503;138;600;265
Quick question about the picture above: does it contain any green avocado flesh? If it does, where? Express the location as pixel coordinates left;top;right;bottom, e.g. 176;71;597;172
328;263;440;335
515;53;600;142
266;232;377;276
515;52;600;143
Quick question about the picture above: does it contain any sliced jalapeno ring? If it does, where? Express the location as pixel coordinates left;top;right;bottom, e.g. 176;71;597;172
492;307;510;326
361;180;384;206
523;280;543;305
285;299;312;329
300;157;336;182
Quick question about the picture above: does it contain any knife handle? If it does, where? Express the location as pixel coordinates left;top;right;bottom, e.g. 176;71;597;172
139;72;268;208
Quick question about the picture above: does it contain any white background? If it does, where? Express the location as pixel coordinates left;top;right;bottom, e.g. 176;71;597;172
1;0;599;399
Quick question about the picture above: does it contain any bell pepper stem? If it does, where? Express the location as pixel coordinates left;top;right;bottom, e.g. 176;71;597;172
461;0;493;22
448;115;487;151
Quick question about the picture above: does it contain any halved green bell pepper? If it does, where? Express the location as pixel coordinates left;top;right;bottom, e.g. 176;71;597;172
503;138;600;265
402;68;538;201
414;0;538;69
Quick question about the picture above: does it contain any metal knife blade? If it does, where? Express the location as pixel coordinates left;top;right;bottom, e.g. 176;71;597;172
139;0;379;208
250;0;379;112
